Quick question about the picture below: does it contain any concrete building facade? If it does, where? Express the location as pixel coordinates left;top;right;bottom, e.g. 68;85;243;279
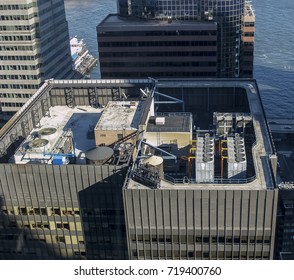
123;189;277;260
123;79;278;260
0;0;73;126
0;78;280;260
0;79;153;259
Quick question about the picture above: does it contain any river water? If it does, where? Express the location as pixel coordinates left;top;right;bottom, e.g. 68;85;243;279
64;0;294;118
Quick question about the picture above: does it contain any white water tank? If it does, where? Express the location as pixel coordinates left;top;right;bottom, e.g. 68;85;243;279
143;156;164;179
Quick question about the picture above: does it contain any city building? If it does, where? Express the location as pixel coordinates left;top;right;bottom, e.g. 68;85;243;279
0;0;73;126
264;119;294;260
113;0;255;78
123;79;278;260
0;77;280;259
275;185;294;260
97;15;217;78
240;3;255;78
0;79;154;259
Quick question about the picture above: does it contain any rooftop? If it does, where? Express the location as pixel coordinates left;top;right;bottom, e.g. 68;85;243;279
12;106;102;164
97;14;217;31
95;101;144;131
244;2;255;18
0;79;154;165
0;78;277;191
147;113;192;133
126;79;276;190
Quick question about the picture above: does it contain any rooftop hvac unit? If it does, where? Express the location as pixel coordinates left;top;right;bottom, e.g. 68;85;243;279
28;138;49;149
130;101;136;109
155;117;165;126
37;127;57;140
13;137;51;164
195;135;215;183
227;135;247;179
236;113;252;130
235;153;246;163
205;143;213;154
214;113;233;135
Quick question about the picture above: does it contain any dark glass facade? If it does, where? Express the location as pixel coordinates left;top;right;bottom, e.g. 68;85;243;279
117;0;247;77
274;188;294;260
97;16;217;78
239;3;255;77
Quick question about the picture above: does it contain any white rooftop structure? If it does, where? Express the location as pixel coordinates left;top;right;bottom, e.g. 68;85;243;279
12;106;102;164
95;101;144;131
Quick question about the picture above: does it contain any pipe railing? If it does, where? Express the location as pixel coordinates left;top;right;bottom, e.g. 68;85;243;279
162;173;257;185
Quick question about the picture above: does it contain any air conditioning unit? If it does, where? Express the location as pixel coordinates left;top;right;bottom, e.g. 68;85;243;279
155;117;165;126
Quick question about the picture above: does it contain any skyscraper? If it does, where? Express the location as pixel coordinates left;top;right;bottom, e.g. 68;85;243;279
240;3;255;77
0;0;73;126
274;184;294;260
111;0;254;78
97;16;218;78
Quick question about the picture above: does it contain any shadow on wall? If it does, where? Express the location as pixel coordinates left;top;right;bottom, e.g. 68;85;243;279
0;195;65;260
0;136;25;163
79;169;128;260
